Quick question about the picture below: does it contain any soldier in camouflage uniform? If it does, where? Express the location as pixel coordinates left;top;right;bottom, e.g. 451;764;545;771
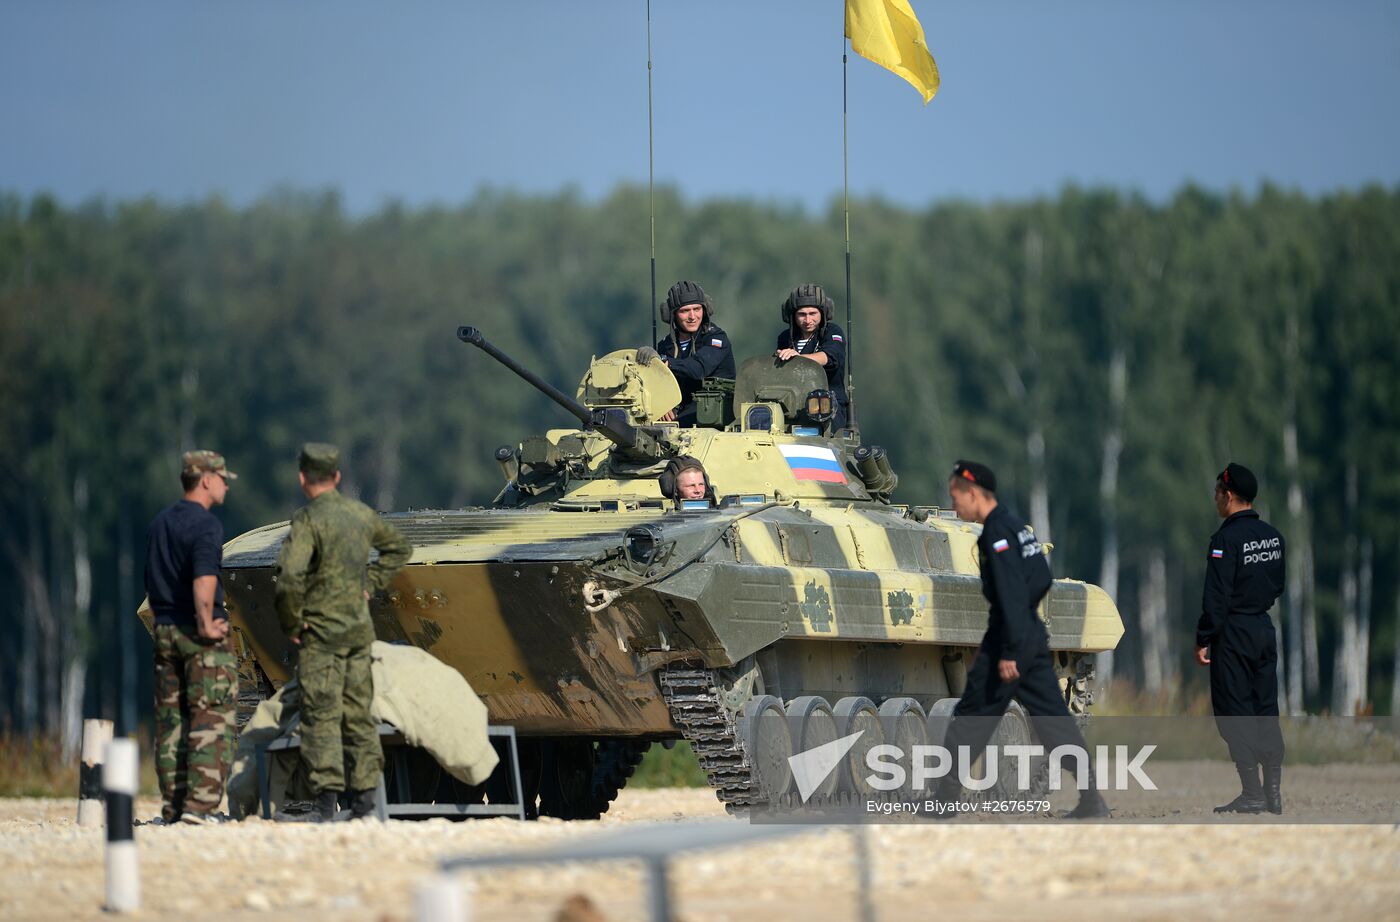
145;450;239;824
274;443;411;821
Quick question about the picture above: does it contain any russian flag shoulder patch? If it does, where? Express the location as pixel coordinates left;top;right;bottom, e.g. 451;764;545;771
830;334;843;342
1211;548;1224;559
710;338;724;347
992;538;1011;553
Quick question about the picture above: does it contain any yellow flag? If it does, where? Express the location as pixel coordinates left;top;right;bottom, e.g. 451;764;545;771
845;0;941;104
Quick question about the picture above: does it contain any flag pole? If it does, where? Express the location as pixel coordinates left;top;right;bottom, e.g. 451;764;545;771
647;0;658;348
843;35;856;433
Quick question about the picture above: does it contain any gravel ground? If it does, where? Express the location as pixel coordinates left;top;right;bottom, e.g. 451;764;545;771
2;762;1399;921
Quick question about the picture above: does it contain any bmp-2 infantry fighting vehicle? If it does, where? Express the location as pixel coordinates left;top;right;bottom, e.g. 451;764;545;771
206;327;1124;817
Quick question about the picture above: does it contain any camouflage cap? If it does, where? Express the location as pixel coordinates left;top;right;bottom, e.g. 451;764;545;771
299;442;340;478
182;449;237;480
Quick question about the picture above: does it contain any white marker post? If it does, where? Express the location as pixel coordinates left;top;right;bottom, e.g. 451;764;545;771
77;719;114;827
103;738;140;913
414;874;468;922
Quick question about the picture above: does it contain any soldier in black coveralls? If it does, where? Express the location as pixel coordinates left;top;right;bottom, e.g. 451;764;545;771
932;461;1110;819
1194;462;1287;814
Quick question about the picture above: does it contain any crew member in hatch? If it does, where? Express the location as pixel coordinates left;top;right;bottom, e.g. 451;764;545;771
774;283;848;431
655;280;735;426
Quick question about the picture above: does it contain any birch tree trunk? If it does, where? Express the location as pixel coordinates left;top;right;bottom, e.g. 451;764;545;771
339;444;362;502
1139;547;1169;693
62;474;92;758
998;355;1052;544
1303;539;1320;699
1283;410;1309;713
178;362;199;453
1332;465;1361;715
375;413;402;512
39;503;62;735
1165;554;1182;691
1024;229;1050;543
1028;429;1050;544
1096;348;1127;693
98;601;115;722
1282;315;1321;701
118;513;138;734
1357;537;1372;710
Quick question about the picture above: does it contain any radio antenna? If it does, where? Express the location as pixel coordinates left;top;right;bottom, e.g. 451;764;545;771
843;36;856;433
646;0;658;347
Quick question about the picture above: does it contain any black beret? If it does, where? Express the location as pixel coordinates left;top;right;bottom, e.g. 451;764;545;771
951;459;996;493
1218;462;1258;502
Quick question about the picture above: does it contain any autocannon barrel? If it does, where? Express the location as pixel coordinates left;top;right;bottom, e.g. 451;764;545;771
458;325;596;430
457;325;652;455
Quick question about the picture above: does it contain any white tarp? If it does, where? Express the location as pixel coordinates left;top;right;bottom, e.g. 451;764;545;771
227;641;499;818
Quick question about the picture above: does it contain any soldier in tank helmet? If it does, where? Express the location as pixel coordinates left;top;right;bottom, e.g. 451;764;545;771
274;443;412;822
774;283;848;431
1195;462;1287;814
657;455;716;509
655;280;735;426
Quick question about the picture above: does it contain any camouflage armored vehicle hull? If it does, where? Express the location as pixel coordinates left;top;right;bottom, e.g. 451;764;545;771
143;336;1123;817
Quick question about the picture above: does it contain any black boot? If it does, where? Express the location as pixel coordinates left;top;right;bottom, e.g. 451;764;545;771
1262;763;1283;815
312;789;341;822
348;789;380;821
1063;787;1111;819
1214;765;1266;814
275;789;340;823
927;776;962;820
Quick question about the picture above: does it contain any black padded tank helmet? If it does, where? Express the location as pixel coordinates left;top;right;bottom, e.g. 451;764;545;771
659;280;714;324
657;455;715;506
781;283;834;324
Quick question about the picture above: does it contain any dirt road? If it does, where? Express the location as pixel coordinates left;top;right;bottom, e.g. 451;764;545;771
2;763;1398;921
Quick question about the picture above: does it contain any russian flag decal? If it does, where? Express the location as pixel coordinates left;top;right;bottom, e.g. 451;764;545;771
831;334;843;342
778;444;846;484
992;538;1011;553
711;338;724;347
1211;549;1224;559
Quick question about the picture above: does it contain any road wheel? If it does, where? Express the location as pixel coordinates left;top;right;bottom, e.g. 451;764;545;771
785;696;839;803
832;696;883;799
740;695;792;803
878;697;928;795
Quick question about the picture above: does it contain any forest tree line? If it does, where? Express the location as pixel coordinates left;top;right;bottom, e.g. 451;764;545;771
1;182;1397;751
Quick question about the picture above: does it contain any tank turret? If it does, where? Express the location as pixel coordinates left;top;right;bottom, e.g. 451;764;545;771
458;326;673;462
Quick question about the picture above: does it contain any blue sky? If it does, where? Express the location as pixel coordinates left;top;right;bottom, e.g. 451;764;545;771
3;0;1397;213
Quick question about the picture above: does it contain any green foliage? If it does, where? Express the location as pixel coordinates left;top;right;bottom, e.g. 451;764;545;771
0;183;1398;728
630;741;707;788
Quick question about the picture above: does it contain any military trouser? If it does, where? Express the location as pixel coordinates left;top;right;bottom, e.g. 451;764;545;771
153;623;238;822
1210;614;1285;770
943;636;1092;791
297;639;382;794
